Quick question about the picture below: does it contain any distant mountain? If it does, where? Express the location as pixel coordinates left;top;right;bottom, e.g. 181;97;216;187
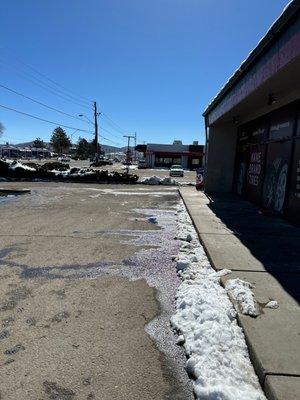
13;141;127;153
13;141;51;149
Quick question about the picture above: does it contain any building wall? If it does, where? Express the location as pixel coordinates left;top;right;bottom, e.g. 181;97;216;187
205;122;237;192
145;151;203;169
146;153;155;168
233;99;300;223
181;155;188;169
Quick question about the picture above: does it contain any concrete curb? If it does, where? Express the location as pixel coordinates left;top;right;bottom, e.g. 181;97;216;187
178;187;300;400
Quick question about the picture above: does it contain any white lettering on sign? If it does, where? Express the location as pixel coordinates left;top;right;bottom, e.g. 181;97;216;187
270;121;290;131
248;174;259;186
249;163;261;174
248;151;262;187
252;128;265;137
250;152;261;163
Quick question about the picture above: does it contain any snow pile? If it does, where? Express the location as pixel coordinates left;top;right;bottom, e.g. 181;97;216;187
139;176;178;185
265;300;279;309
225;278;260;317
8;161;35;171
139;175;195;186
52;168;96;177
171;201;266;400
121;165;138;170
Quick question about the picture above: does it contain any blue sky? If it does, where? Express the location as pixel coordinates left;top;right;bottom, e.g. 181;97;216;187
0;0;290;148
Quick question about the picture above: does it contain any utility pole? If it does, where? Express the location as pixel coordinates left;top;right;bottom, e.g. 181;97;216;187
94;101;100;161
123;134;135;171
134;132;137;162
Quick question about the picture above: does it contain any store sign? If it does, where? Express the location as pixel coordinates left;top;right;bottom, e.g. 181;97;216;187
270;121;291;140
248;151;262;186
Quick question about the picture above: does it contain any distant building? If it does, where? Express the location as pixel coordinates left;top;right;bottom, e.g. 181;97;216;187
0;145;51;159
136;140;204;169
203;1;300;223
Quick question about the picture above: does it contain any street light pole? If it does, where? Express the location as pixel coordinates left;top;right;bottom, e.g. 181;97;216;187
94;101;99;161
134;132;137;162
70;128;79;144
79;105;100;162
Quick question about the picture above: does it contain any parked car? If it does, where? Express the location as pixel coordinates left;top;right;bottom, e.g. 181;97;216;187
58;156;71;162
169;165;184;177
138;160;147;169
90;157;110;167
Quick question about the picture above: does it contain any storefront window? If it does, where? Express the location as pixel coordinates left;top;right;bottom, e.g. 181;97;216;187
192;158;200;165
173;157;182;164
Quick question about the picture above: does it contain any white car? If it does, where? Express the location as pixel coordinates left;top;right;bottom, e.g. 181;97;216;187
138;160;147;169
58;157;70;162
169;164;184;177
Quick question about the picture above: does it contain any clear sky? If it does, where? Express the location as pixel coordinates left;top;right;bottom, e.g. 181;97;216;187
0;0;290;148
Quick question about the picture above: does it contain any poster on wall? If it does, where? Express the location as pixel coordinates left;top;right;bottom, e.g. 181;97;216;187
245;120;268;203
262;141;291;213
286;138;300;224
196;167;205;190
262;106;295;213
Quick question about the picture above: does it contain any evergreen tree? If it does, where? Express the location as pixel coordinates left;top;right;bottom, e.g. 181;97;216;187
50;127;71;154
76;137;91;159
33;137;45;148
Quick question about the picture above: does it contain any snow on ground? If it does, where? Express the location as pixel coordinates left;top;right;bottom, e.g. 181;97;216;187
52;169;96;177
120;165;138;170
139;175;194;186
225;278;260;317
171;201;266;400
93;188;177;196
8;161;36;171
265;300;279;309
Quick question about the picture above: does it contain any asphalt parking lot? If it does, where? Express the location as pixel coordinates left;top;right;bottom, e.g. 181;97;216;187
0;182;193;400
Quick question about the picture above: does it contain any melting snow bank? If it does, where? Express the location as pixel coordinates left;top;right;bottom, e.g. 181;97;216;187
7;160;36;171
171;201;266;400
0;160;138;183
225;278;260;317
139;175;194;186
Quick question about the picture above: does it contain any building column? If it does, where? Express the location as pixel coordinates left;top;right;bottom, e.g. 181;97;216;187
205;121;237;193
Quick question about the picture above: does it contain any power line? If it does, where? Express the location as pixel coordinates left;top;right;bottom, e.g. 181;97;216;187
0;56;91;107
0;103;93;133
18;62;92;105
101;116;126;134
0;103;121;146
101;112;127;134
100;136;123;146
0;46;92;104
100;125;126;141
0;59;91;110
0;83;91;124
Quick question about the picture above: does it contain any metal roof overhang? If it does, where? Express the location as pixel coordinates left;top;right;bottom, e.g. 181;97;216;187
203;0;300;125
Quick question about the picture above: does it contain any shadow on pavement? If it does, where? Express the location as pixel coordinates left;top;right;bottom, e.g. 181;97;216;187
207;193;300;303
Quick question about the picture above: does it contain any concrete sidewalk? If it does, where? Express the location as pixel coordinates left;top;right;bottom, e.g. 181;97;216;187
179;187;300;400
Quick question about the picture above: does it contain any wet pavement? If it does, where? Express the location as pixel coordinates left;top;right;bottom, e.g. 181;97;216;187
0;182;193;400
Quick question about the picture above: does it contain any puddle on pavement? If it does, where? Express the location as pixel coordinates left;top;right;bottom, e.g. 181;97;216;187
0;189;30;203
